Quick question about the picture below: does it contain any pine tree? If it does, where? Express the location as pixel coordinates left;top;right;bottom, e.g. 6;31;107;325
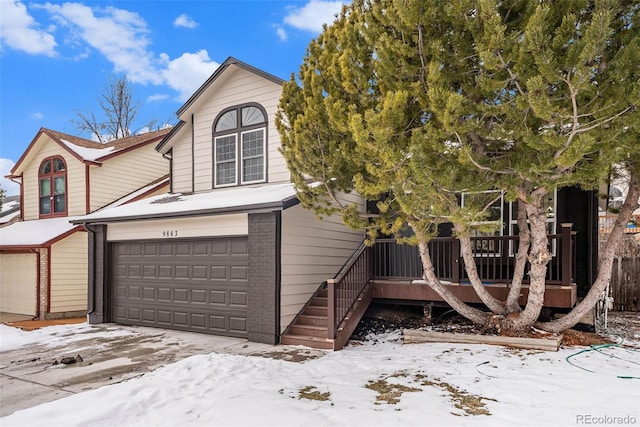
277;0;640;333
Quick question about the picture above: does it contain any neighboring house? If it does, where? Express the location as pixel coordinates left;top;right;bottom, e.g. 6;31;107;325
75;57;599;350
0;128;170;319
0;195;21;227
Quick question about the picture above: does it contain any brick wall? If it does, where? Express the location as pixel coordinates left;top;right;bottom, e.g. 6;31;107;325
247;212;279;344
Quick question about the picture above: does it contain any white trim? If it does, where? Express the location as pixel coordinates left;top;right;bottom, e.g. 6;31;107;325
214;134;238;187
240;127;267;185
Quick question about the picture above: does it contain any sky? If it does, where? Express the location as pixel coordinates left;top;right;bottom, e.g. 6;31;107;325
1;322;639;426
0;0;349;196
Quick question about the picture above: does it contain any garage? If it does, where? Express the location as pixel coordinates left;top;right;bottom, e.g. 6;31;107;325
111;237;249;337
0;252;38;316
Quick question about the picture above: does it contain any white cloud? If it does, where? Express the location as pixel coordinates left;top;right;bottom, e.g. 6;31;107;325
39;2;163;85
283;0;344;33
0;0;56;56
173;14;198;29
274;25;287;42
147;93;169;103
0;159;20;196
160;50;219;102
30;112;44;119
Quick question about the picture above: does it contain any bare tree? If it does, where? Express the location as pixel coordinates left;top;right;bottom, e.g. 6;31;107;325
73;74;157;143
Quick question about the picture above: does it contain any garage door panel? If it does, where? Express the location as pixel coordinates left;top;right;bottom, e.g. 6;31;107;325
111;237;248;337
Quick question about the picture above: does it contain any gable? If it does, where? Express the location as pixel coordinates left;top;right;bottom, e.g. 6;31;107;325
157;58;289;194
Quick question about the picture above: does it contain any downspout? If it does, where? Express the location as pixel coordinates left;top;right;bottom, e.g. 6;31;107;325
85;164;91;214
191;114;195;193
162;150;173;194
84;223;97;315
30;248;40;319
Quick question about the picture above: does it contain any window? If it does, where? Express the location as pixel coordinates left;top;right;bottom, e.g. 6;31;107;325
460;191;504;256
39;157;67;217
509;189;557;255
213;104;267;187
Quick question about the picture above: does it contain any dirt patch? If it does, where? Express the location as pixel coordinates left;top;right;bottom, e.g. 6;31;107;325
351;304;639;348
7;318;86;331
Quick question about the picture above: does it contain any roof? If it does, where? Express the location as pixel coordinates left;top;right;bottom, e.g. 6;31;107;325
0;217;82;248
10;127;171;176
156;57;284;153
73;183;300;224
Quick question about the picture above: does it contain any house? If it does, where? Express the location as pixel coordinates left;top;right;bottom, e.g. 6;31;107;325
0;128;170;319
75;57;599;350
73;57;365;346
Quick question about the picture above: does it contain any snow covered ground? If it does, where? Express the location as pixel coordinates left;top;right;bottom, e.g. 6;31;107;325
1;322;639;427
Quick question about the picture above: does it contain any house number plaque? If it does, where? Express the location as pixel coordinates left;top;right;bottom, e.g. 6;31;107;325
162;230;178;237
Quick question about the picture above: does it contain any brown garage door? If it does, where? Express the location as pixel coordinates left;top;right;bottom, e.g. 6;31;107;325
111;237;248;337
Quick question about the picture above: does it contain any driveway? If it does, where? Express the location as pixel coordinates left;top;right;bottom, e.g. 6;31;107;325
0;321;324;417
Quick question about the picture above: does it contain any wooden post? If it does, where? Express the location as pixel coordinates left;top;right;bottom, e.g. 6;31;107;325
326;279;336;339
452;238;460;283
561;223;573;286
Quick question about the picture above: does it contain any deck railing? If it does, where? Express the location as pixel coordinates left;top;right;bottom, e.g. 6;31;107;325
326;243;372;339
372;223;577;286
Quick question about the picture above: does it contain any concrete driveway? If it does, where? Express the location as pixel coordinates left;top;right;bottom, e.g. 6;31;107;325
0;322;323;417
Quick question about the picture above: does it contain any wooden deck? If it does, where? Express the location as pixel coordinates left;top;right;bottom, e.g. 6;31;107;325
371;279;577;308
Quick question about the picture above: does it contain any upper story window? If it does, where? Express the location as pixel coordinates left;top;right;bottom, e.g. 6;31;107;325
212;104;267;187
39;156;67;217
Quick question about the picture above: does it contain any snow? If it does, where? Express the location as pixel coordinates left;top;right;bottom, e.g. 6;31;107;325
0;210;20;225
1;324;639;427
0;200;18;214
0;217;79;246
61;139;115;161
76;183;298;222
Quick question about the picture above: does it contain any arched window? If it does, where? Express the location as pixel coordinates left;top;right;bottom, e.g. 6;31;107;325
212;103;267;187
39;156;67;217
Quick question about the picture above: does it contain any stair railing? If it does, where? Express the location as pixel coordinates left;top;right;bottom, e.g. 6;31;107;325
326;241;372;339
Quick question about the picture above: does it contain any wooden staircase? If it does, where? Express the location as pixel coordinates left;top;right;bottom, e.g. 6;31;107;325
281;242;373;351
281;288;334;350
280;281;374;351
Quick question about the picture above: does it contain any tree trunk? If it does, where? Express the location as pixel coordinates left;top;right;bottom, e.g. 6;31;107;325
416;238;489;325
540;166;640;333
509;189;550;330
457;234;507;314
505;200;530;312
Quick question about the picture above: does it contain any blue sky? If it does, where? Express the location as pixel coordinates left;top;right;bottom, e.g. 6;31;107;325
0;0;348;195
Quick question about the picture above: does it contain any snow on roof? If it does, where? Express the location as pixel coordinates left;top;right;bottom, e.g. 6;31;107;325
0;210;20;225
76;183;299;223
1;200;19;215
98;177;170;211
61;139;115;161
0;217;79;247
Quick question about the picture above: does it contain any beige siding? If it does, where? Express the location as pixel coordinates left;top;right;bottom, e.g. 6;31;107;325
280;195;365;332
22;137;86;220
0;253;38;315
107;214;248;241
89;144;168;211
171;127;193;194
49;231;88;313
188;66;289;193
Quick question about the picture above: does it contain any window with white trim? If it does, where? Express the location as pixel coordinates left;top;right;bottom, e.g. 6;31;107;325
460;191;504;256
213;104;267;187
509;188;557;255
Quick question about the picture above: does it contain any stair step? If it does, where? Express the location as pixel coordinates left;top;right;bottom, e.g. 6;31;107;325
309;296;328;307
288;324;327;338
297;315;328;326
280;334;334;350
303;306;328;316
316;288;328;298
